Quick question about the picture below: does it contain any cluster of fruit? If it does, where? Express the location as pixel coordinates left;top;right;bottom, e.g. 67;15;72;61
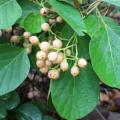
35;38;87;79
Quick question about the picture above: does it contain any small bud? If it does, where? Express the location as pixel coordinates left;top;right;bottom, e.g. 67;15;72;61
5;27;12;33
40;7;48;16
78;58;87;68
39;66;48;74
29;36;39;45
49;19;56;24
66;49;71;56
23;32;31;39
48;69;60;80
45;59;52;67
71;66;80;77
56;16;63;23
53;52;64;64
36;51;47;60
41;23;50;32
36;60;45;68
48;52;58;62
60;61;69;71
53;38;63;49
10;35;19;43
39;41;50;52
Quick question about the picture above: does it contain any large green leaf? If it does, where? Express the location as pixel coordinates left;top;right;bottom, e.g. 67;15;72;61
85;15;120;88
103;0;120;7
23;13;45;34
50;64;100;120
0;44;30;95
0;0;22;29
17;0;39;17
17;103;42;120
49;0;86;36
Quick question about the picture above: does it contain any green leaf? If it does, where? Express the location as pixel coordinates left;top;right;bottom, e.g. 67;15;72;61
58;0;74;6
17;0;39;17
17;103;42;120
103;0;120;7
0;44;30;96
23;13;45;34
5;92;20;110
85;15;120;88
49;0;86;36
50;64;100;120
77;35;90;60
0;0;22;29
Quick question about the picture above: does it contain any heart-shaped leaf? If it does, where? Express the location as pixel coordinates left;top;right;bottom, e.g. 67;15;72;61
50;64;100;120
0;44;30;95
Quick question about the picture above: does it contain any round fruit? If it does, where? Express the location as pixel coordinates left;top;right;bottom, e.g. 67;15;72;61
45;59;52;67
5;27;12;32
66;49;71;56
48;69;60;80
71;66;80;77
49;19;56;24
39;41;50;52
53;52;64;64
48;52;58;62
23;32;31;39
36;51;47;60
0;30;2;37
10;35;19;43
36;60;45;68
78;58;87;68
53;38;63;48
27;91;34;99
56;16;63;23
41;23;50;32
39;66;48;74
60;61;69;71
29;36;39;45
25;47;32;54
40;7;48;16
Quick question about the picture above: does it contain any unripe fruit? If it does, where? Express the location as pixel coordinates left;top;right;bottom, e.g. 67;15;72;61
23;42;32;48
10;35;19;43
56;16;63;23
25;47;32;54
39;41;50;52
78;58;87;68
36;60;45;68
48;69;60;80
28;91;34;99
71;66;80;77
45;59;52;67
53;52;64;64
53;38;63;48
23;32;31;39
40;7;48;16
33;90;39;97
66;49;71;56
49;19;56;24
60;61;69;71
36;51;47;60
0;30;2;37
5;27;12;33
48;52;58;62
39;66;48;74
29;36;39;45
41;23;50;32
